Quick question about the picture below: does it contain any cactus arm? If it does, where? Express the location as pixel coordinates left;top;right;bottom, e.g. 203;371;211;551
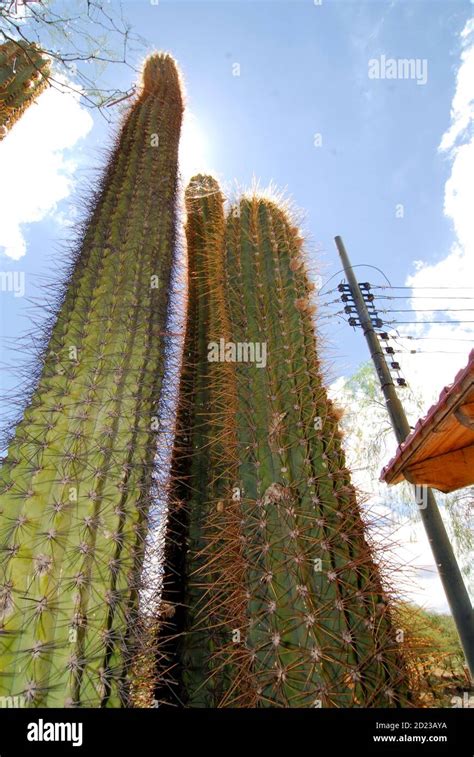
0;40;50;138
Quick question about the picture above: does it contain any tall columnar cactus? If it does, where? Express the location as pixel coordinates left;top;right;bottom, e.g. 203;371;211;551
158;180;415;707
156;175;249;706
0;53;183;707
0;40;50;139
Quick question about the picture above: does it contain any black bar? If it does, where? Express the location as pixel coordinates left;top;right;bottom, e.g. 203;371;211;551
0;707;471;755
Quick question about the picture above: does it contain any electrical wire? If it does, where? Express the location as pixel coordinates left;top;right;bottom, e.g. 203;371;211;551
375;295;474;301
399;335;474;343
370;285;474;291
388;349;469;356
336;280;472;392
379;308;474;313
382;319;474;325
317;284;349;297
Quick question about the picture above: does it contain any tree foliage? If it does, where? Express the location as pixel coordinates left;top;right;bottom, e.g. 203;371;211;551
0;0;147;113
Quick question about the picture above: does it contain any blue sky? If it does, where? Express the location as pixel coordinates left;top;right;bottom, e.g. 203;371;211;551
0;0;473;612
1;0;472;393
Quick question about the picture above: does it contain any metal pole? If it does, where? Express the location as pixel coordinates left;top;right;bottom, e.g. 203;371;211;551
335;234;474;680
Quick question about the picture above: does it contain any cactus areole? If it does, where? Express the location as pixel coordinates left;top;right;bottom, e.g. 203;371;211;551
0;53;183;707
158;183;414;708
0;40;50;139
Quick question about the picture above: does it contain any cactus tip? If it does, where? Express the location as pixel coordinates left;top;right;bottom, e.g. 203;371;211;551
141;51;184;105
185;174;222;201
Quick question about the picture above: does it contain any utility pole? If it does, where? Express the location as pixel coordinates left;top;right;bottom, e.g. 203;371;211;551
335;235;474;680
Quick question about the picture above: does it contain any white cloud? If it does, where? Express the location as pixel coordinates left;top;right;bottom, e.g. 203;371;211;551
394;18;474;406
439;18;474;153
332;22;474;615
0;80;93;260
371;504;449;614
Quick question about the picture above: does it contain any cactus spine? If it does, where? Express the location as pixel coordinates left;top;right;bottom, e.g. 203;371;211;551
159;180;414;707
0;40;50;139
0;53;183;707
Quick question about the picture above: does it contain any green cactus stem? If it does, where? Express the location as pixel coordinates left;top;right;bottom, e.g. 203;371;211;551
0;40;50;139
158;183;416;708
156;175;248;707
0;53;183;707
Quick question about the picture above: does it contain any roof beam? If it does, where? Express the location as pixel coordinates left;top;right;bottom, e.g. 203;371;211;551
454;401;474;431
403;444;474;493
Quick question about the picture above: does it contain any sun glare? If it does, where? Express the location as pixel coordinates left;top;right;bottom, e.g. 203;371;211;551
179;111;211;181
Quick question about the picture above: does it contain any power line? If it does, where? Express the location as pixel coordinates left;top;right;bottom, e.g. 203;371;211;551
383;319;474;325
389;349;469;356
318;298;344;307
377;328;473;343
371;285;474;291
398;335;474;343
375;295;474;301
316;288;340;298
379;308;474;313
388;332;471;357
